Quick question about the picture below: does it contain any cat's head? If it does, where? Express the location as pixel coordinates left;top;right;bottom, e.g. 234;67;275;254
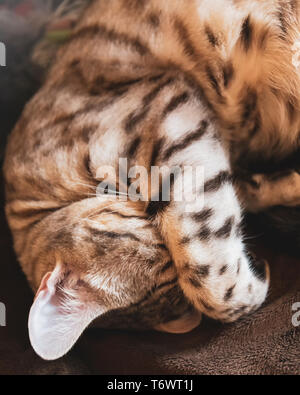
28;258;201;360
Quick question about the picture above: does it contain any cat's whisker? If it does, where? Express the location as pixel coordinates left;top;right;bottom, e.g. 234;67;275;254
70;181;97;190
81;218;106;227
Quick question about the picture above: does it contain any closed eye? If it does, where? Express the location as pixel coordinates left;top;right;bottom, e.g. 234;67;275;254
97;184;129;197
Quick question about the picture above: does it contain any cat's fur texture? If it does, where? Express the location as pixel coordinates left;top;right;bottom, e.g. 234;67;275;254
4;0;300;360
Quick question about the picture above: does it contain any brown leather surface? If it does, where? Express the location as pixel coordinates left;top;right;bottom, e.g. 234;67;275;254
0;179;299;375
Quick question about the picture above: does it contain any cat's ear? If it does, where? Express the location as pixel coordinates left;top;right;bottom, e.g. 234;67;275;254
28;264;103;361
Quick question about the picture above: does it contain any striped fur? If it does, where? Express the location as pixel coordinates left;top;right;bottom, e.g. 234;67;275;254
5;0;300;359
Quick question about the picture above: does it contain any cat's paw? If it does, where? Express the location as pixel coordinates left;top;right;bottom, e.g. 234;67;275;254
237;171;300;212
236;174;267;212
180;252;270;323
216;256;270;323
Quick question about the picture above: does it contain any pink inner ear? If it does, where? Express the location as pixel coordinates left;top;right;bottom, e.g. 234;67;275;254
34;272;52;300
29;264;106;361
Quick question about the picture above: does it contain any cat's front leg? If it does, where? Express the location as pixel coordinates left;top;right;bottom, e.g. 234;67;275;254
147;105;270;323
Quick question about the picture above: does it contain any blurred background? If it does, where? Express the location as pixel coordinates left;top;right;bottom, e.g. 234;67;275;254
0;0;88;163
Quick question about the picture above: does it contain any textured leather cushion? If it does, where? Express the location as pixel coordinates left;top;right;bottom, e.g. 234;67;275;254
0;177;299;374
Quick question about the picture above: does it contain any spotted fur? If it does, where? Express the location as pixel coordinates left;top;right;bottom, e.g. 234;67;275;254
5;0;300;360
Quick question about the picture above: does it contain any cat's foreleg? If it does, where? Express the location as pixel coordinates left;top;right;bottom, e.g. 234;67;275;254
147;110;270;323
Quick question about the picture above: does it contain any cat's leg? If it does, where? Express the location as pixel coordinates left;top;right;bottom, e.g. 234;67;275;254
237;170;300;212
147;105;270;323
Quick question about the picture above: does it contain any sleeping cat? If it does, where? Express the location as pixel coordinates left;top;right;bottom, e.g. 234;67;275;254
4;0;300;361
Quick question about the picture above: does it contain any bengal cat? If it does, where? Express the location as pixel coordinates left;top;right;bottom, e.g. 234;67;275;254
4;0;300;360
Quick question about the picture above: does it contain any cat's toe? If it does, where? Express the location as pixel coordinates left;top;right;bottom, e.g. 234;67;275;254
236;174;265;212
219;258;270;323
